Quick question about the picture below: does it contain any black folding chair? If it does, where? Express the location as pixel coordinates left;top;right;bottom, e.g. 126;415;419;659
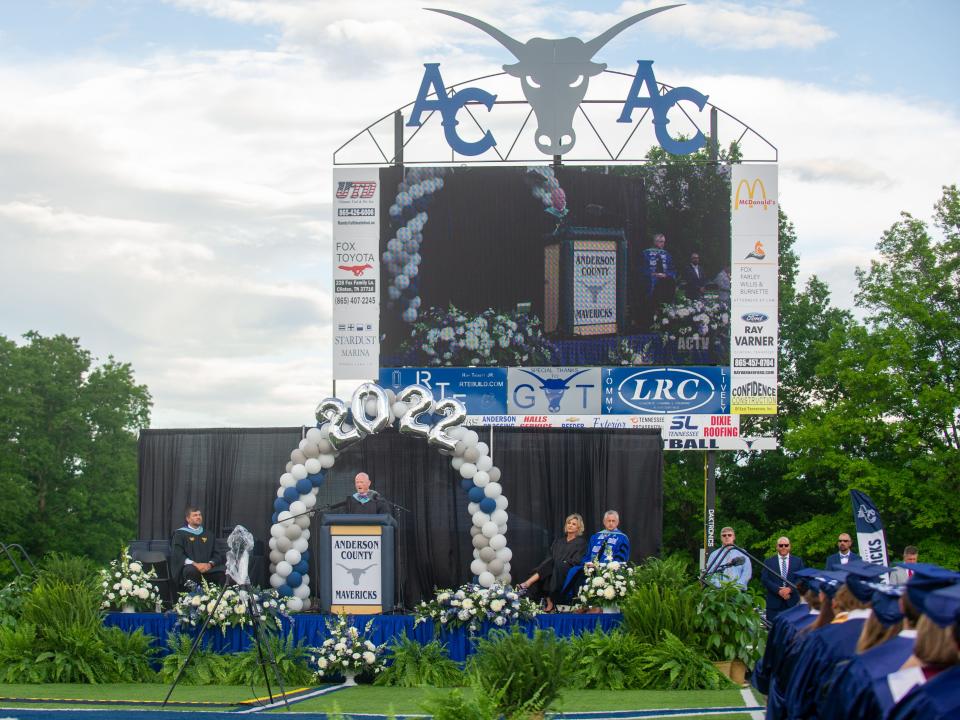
130;547;174;609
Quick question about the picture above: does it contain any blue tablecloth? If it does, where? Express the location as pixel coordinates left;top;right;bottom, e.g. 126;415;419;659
104;611;622;662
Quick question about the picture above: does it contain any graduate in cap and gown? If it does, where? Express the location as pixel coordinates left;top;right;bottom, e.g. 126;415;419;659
887;583;960;720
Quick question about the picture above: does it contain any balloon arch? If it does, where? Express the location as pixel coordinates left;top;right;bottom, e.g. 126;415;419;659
266;382;512;611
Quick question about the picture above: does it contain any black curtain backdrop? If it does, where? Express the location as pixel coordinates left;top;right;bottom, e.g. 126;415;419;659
139;427;663;607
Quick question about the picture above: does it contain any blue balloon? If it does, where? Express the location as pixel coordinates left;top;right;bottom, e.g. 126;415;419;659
468;487;485;503
271;512;279;524
460;478;475;492
300;550;310;563
287;572;302;588
296;478;312;495
283;486;299;503
278;584;293;598
293;560;309;574
273;498;290;513
308;472;325;487
479;498;496;514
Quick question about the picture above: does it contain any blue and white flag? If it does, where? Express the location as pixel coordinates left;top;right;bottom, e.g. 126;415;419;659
850;490;888;566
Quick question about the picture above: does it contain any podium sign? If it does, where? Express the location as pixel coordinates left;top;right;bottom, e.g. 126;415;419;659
320;514;395;614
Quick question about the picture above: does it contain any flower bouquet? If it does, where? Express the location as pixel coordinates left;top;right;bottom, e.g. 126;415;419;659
309;613;384;683
653;295;730;357
174;579;287;633
576;561;637;610
100;546;161;612
414;583;538;633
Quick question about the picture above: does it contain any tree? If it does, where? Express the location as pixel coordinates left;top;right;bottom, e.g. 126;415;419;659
785;185;960;565
0;333;151;567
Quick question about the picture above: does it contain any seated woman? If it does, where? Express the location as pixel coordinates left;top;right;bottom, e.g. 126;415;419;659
518;513;587;612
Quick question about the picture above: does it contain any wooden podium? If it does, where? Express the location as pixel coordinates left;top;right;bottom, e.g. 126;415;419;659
319;514;396;615
544;226;627;336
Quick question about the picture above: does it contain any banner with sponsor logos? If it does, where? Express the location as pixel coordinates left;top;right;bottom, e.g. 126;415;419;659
729;164;778;414
332;169;380;378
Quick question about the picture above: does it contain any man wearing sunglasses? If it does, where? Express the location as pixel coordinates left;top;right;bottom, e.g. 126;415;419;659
762;536;805;621
825;532;860;570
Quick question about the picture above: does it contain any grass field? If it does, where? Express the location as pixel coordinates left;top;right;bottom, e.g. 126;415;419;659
0;683;757;716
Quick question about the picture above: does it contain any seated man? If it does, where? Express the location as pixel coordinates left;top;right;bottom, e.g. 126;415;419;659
171;506;226;589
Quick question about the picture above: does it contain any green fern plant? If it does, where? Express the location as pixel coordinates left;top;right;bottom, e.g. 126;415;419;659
632;555;692;589
224;631;315;686
160;632;230;685
101;627;159;682
637;630;733;690
0;623;45;682
620;582;700;645
566;629;648;689
38;552;100;591
376;635;464;687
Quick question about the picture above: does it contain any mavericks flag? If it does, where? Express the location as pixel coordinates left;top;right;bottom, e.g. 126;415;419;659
850;490;888;566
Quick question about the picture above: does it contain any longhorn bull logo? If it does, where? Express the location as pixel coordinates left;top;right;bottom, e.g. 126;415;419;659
518;368;590;412
412;5;704;156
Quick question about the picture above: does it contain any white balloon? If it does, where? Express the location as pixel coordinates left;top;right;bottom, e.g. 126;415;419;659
290;449;307;465
476;456;493;472
472;534;489;549
304;458;322;474
478;571;495;588
269;563;277;574
269;549;284;564
301;574;310;586
278;510;293;526
319;454;336;469
459;463;477;479
479;546;496;561
293;584;310;600
301;529;311;540
495;495;509;510
268;537;278;550
295;515;311;529
454;441;467;457
306;427;323;444
300;439;320;458
497;524;508;534
499;573;512;585
495;547;512;562
488;467;501;483
293;537;309;553
285;461;293;473
270;524;285;539
472;471;490;488
503;562;511;574
290;501;307;516
489;534;507;551
291;464;308;481
482;521;499;538
287;596;304;612
319;424;331;439
269;573;284;588
280;473;295;488
451;457;464;471
284;524;302;541
470;525;481;537
475;442;489;457
483;482;502;499
473;548;481;559
491;509;509;525
284;549;302;565
391;401;408;419
464;430;479;446
304;493;317;509
276;536;292;552
470;559;487;575
449;426;467;440
276;487;286;498
472;511;491;527
487;558;504;575
276;561;293;578
467;502;479;516
463;446;480;463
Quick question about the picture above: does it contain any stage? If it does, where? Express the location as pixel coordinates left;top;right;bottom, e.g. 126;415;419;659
105;611;622;663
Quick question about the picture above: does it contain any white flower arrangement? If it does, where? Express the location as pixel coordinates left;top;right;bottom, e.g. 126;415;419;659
653;294;730;356
576;561;637;609
310;613;384;679
174;578;287;633
100;546;160;611
414;582;539;633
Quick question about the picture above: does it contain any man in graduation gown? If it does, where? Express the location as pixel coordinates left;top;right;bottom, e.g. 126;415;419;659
171;506;225;589
343;472;392;515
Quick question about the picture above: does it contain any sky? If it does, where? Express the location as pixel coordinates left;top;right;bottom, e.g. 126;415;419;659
0;0;957;428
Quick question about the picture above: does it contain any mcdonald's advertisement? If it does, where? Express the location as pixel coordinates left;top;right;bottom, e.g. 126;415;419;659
332;162;778;418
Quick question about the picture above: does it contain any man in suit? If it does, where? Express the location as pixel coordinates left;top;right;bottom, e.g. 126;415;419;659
762;536;805;621
826;532;861;570
682;252;706;299
888;546;920;585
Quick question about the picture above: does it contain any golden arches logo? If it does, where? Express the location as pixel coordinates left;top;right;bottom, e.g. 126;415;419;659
734;178;775;211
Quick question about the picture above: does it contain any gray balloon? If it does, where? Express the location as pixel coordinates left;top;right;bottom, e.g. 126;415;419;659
397;385;433;439
428;397;467;452
351;383;391;435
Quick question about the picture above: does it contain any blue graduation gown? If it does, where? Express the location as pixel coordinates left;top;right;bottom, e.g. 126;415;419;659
766;619;816;720
887;665;960;720
753;605;815;695
784;615;868;719
817;634;914;720
560;529;630;596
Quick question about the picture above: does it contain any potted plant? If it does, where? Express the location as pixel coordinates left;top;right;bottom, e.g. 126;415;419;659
694;580;765;684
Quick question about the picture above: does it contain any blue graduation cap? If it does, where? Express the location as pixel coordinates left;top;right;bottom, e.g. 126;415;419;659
844;562;890;602
868;583;905;626
923;582;960;628
901;563;960;612
794;567;822;593
815;569;849;598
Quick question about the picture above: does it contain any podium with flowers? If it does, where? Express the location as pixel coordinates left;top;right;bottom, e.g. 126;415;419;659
319;514;396;615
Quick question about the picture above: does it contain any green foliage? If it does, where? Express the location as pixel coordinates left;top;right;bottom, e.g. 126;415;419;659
694;582;765;666
376;635;463;688
0;576;33;628
421;681;512;720
0;623;45;682
632;555;692;590
160;632;230;686
224;631;315;687
0;332;151;565
620;583;699;645
100;627;158;682
468;628;570;718
39;553;101;590
637;630;733;690
566;629;648;690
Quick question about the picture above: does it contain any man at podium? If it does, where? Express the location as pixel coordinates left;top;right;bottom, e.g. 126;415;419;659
344;472;392;515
